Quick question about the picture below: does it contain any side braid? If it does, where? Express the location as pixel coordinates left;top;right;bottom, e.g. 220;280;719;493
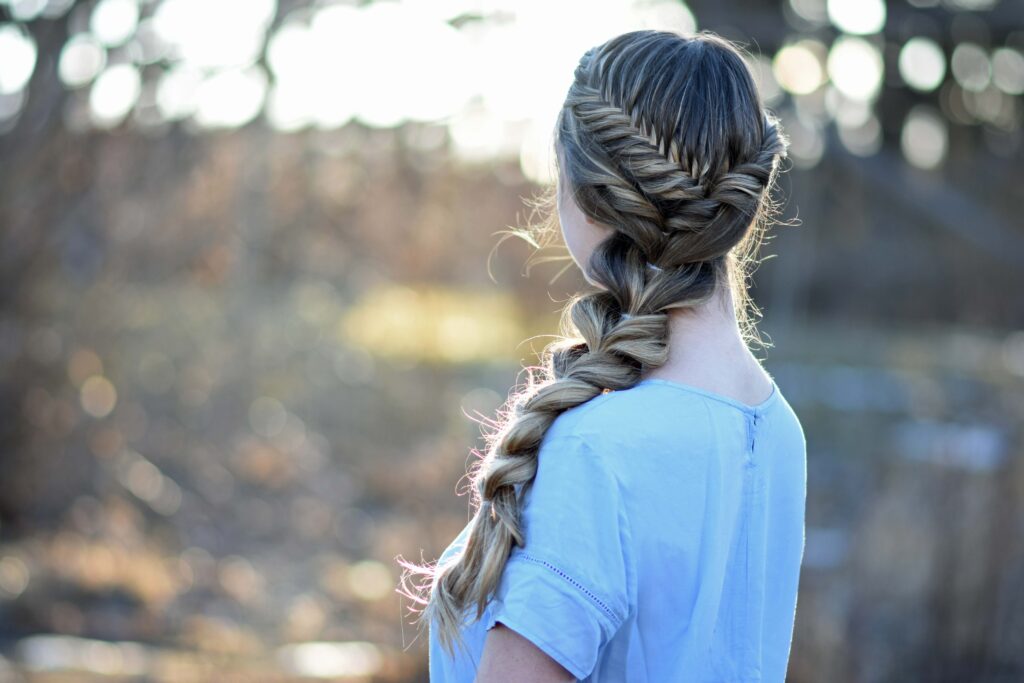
408;284;670;659
396;29;790;662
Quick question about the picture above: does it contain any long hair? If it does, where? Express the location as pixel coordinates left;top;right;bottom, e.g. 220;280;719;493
397;28;790;659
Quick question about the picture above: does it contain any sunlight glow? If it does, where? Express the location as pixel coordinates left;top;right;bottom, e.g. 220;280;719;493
472;0;698;171
90;0;139;48
155;65;201;120
307;5;362;128
89;63;141;127
340;284;523;363
1;0;709;157
826;0;885;35
827;36;884;101
276;642;383;679
359;2;475;127
193;67;267;129
265;22;318;131
153;0;276;69
17;636;149;676
448;102;520;164
0;24;37;95
520;116;561;184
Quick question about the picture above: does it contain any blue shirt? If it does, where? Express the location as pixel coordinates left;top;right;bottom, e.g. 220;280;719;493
428;376;807;682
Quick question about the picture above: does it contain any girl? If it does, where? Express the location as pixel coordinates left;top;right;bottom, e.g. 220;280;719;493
399;28;807;682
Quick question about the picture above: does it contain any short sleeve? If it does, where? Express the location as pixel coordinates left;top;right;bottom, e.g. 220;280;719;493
483;433;632;680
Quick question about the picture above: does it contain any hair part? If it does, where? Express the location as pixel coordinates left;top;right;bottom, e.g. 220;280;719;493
397;28;790;659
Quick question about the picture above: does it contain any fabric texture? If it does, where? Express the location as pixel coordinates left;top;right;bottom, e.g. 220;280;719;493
428;376;807;682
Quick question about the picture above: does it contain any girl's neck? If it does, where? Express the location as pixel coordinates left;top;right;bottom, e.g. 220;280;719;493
645;284;771;400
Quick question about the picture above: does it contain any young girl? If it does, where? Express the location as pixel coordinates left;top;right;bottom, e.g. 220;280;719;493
399;29;807;682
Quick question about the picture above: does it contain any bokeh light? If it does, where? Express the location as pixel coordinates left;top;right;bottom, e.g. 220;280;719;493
901;104;948;169
80;375;118;418
0;23;37;94
746;54;784;106
951;42;991;92
899;37;946;92
89;0;139;48
774;40;828;95
155;64;200;121
347;560;393;601
788;0;828;25
152;0;276;69
780;109;825;168
276;641;383;678
89;63;141;127
58;34;107;88
192;66;267;129
340;284;525;363
992;47;1024;96
827;35;884;101
826;0;886;35
0;556;31;599
0;88;25;125
3;0;1016;176
837;114;883;156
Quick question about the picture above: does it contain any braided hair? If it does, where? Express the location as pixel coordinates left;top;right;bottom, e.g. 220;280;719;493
397;28;790;659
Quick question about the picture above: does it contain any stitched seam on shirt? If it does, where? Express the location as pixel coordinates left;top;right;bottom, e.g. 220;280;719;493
515;552;622;627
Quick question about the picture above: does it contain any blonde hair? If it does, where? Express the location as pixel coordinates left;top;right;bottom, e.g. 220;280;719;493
397;28;790;659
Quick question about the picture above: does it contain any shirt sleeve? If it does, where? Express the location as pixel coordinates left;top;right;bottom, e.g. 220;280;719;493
482;433;633;680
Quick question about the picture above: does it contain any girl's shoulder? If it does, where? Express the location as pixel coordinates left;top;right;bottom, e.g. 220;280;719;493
545;379;718;453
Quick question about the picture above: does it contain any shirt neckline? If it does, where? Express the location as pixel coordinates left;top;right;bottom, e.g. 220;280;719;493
636;376;780;415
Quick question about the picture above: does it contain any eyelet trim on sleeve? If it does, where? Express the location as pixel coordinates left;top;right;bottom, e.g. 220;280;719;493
515;552;622;627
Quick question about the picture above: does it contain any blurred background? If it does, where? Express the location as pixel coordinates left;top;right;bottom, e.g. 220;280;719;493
0;0;1022;681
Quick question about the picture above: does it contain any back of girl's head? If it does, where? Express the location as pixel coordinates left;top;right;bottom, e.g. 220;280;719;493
556;29;789;322
397;28;790;659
